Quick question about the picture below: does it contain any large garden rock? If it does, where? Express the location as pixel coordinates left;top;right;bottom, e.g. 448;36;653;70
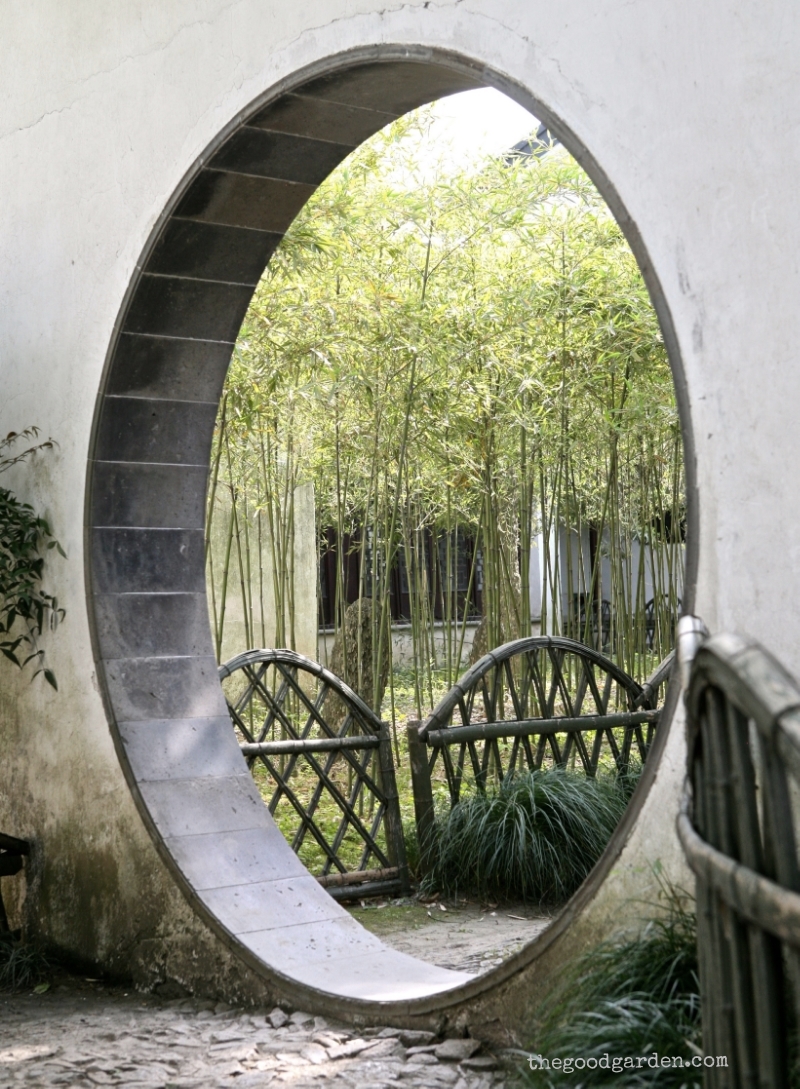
327;597;390;726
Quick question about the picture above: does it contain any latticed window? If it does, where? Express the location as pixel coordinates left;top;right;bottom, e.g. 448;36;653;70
318;526;482;628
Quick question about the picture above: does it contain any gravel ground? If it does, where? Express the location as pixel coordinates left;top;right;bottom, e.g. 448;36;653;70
0;988;512;1088
1;900;545;1087
350;897;552;974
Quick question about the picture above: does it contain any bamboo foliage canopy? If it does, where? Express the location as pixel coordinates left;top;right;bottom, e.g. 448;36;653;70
209;103;684;692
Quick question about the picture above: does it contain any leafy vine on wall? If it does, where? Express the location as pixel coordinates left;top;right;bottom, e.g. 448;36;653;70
0;429;65;689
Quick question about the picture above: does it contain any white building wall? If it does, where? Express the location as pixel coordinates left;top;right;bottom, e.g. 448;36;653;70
208;482;318;666
0;0;797;1004
546;526;685;637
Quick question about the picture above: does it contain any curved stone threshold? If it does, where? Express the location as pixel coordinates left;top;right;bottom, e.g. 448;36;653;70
133;741;474;1002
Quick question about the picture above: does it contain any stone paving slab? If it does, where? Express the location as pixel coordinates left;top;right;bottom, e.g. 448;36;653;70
0;989;510;1088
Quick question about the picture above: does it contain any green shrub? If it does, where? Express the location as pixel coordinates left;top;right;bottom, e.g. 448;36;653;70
522;882;700;1087
423;764;640;905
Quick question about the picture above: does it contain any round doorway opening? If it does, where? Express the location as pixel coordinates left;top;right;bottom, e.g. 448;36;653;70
88;51;689;1015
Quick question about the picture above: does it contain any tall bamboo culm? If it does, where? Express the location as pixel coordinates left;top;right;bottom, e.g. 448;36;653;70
204;99;685;730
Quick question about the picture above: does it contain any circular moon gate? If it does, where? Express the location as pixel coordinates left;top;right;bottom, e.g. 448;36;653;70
87;51;683;1017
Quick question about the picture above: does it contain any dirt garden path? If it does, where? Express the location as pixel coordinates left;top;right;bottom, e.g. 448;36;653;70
348;897;552;974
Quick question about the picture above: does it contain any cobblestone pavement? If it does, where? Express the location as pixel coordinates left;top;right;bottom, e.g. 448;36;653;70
0;900;541;1086
0;989;512;1088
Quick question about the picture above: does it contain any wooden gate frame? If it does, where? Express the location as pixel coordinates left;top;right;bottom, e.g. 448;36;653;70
407;635;673;871
219;648;409;900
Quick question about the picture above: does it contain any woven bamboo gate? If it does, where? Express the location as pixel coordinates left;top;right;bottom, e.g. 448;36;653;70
679;631;800;1087
407;636;674;871
219;649;409;901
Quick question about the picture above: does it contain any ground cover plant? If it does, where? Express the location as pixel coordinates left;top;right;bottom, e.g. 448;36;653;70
246;745;393;874
0;934;50;992
423;764;641;905
521;881;701;1087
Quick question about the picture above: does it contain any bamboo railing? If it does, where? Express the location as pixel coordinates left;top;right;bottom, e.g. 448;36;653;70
679;629;800;1087
219;649;409;901
407;636;673;872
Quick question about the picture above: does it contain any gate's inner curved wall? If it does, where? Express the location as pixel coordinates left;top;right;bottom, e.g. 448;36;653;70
90;59;502;1004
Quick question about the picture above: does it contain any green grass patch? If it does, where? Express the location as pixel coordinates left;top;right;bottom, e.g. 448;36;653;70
521;881;700;1087
248;755;392;874
346;899;435;936
423;765;640;905
385;663;459;728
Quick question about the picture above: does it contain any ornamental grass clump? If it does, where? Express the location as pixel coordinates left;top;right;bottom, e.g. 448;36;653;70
522;882;700;1087
0;935;51;992
424;765;640;905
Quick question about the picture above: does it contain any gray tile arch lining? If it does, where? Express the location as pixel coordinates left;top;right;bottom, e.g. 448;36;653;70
88;54;681;1017
90;59;489;1009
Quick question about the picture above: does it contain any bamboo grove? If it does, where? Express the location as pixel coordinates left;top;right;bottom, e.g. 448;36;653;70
206;106;684;724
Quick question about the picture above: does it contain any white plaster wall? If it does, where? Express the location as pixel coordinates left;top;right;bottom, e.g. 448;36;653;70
1;0;797;989
547;526;684;622
208;482;318;665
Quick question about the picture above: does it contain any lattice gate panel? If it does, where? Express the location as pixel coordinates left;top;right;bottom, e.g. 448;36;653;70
219;650;408;898
417;638;670;807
